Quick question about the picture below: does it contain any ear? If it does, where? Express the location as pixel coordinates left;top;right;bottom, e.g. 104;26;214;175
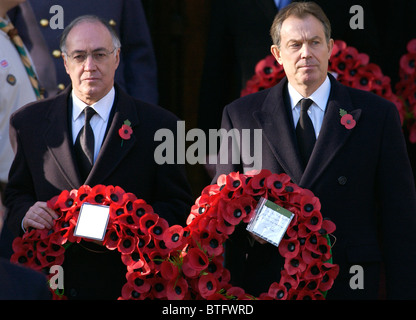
62;54;70;75
327;38;334;60
271;45;283;65
114;48;121;69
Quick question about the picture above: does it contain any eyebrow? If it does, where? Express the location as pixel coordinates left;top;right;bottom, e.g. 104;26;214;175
287;35;323;43
68;47;109;54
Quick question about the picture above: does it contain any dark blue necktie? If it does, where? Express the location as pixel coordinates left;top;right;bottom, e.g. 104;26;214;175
296;98;315;168
74;106;96;181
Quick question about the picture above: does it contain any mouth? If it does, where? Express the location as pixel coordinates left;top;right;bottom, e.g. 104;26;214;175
298;65;316;69
83;78;99;81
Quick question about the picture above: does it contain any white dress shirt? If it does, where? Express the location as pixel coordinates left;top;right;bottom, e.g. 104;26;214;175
288;76;331;138
71;87;115;163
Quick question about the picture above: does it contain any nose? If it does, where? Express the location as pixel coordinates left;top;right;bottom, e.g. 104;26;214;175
83;54;97;71
300;43;311;59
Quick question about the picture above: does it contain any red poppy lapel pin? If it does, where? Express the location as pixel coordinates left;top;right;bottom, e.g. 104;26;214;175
339;109;356;129
119;119;133;146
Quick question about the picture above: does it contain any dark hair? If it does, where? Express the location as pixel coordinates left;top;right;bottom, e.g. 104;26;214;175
60;15;121;54
270;1;331;48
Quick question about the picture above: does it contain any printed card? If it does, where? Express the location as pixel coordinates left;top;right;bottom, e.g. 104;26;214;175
74;203;110;241
246;197;294;247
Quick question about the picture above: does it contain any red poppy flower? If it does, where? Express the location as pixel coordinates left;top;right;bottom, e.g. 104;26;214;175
148;217;169;240
400;52;416;75
278;238;300;259
206;256;224;279
150;276;168;299
10;238;36;267
163;225;184;249
132;199;154;220
166;276;188;300
319;263;340;292
295;287;324;300
139;212;159;235
265;173;291;197
225;286;248;300
117;234;136;254
160;259;179;280
300;193;321;218
121;282;146;300
222;197;250;226
127;271;152;294
185;248;209;271
319;219;336;235
284;254;306;275
85;184;107;204
268;282;288;300
119;122;133;140
121;248;145;269
52;189;78;212
105;185;126;205
341;113;356;129
201;233;224;256
304;210;323;232
198;273;218;298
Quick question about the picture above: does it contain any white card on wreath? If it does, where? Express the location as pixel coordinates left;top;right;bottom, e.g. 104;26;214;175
74;203;110;241
246;197;294;247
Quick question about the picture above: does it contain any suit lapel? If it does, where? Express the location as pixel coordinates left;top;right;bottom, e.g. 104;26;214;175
300;75;362;188
43;87;82;189
253;75;362;187
85;86;138;186
253;78;304;184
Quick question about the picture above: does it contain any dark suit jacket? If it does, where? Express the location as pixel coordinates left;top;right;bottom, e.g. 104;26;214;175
0;257;51;300
4;84;193;299
215;74;416;299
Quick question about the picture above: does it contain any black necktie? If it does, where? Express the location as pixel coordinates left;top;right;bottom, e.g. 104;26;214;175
296;98;315;168
74;106;96;181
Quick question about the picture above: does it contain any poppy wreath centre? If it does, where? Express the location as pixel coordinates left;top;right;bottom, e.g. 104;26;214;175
10;170;339;300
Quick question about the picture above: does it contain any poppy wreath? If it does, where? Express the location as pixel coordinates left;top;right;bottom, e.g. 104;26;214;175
241;40;409;140
11;170;339;300
396;39;416;143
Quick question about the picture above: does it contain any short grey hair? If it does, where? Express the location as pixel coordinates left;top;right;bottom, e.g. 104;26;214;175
270;1;331;48
60;15;121;54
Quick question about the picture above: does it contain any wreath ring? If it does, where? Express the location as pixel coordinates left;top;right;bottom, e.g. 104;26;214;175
11;170;339;300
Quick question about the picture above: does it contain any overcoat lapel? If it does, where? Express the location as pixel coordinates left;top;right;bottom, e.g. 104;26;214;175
43;85;139;189
43;87;81;189
253;78;304;184
300;76;361;188
85;86;138;187
253;75;361;187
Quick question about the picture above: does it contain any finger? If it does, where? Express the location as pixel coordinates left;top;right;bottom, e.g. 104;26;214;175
23;216;47;230
25;204;56;230
34;202;59;224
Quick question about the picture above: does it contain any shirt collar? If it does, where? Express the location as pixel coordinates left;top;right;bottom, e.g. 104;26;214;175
72;87;115;121
288;75;331;112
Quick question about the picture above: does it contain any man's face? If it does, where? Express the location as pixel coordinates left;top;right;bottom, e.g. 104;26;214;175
63;21;120;105
271;14;333;96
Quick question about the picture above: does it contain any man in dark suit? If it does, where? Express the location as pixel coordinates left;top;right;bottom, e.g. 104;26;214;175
4;15;192;299
214;2;416;299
